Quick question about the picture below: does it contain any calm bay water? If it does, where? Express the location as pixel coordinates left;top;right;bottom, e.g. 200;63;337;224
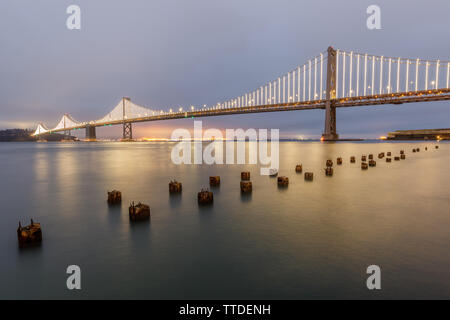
0;141;449;299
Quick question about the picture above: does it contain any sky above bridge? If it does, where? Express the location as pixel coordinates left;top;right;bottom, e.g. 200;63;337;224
0;0;449;139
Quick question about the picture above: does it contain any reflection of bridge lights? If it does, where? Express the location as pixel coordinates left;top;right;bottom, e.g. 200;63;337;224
169;109;173;113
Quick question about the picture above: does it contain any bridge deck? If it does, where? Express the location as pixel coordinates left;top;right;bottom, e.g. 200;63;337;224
47;88;450;133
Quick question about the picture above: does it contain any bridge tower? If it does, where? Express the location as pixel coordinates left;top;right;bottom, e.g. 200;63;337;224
85;125;96;141
322;46;339;141
122;97;133;141
63;114;71;138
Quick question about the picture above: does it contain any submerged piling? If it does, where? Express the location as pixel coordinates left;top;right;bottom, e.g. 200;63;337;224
326;160;333;167
129;202;150;221
169;180;182;193
107;190;122;205
304;172;314;181
241;172;250;181
198;189;213;205
240;181;252;193
17;219;42;248
209;176;221;186
324;167;333;176
277;176;289;187
295;164;303;173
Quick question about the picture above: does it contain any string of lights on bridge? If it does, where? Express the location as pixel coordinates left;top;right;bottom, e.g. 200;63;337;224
33;48;450;136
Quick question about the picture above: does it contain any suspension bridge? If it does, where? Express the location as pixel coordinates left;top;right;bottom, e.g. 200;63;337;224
33;46;450;141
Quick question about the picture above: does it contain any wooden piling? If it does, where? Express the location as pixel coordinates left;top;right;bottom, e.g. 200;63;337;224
304;172;314;181
198;189;213;205
277;176;289;187
17;219;42;248
209;176;221;186
107;190;122;205
240;181;252;193
129;202;150;221
169;180;182;193
241;172;250;181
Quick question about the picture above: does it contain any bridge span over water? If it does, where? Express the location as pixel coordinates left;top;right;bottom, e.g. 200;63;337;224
33;47;450;141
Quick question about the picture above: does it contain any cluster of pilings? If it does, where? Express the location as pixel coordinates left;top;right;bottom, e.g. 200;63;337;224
18;144;442;246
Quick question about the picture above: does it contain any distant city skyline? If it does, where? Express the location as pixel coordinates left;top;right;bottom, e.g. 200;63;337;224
1;0;449;138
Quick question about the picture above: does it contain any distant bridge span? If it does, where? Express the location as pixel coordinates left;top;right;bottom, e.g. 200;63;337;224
33;47;450;140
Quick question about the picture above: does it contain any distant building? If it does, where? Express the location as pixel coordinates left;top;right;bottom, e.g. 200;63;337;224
387;129;450;140
0;129;36;142
0;129;76;142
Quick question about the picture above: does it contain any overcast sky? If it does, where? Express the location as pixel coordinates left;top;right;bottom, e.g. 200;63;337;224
0;0;449;138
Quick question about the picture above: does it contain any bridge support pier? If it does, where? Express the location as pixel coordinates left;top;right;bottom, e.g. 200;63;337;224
85;125;96;141
122;122;133;141
322;46;339;141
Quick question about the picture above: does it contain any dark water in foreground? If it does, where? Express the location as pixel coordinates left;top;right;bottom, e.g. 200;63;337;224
0;141;449;299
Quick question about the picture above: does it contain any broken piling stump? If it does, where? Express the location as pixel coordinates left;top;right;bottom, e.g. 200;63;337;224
401;154;406;160
277;176;289;187
295;164;303;173
17;219;42;248
241;172;250;181
435;145;439;149
369;160;376;167
400;150;405;155
361;155;367;161
350;156;356;163
304;172;314;181
326;159;333;167
413;149;416;153
386;157;392;162
240;181;252;193
169;180;182;193
107;190;122;205
378;152;385;159
387;152;392;156
425;147;428;151
417;148;420;152
336;157;343;165
129;202;150;221
394;156;400;161
361;162;368;170
324;167;333;176
209;176;221;186
198;189;213;205
368;154;374;160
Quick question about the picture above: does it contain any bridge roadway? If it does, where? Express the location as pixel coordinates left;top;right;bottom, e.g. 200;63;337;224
46;88;450;133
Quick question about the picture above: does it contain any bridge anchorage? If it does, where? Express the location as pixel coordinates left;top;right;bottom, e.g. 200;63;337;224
32;46;450;141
